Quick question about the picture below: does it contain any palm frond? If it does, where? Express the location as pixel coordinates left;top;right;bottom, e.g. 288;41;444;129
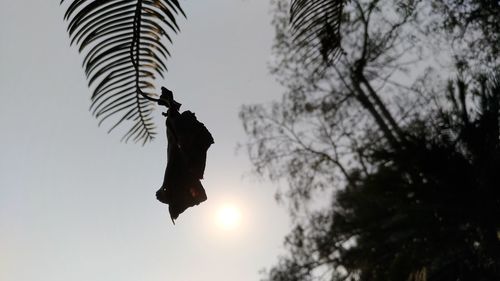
290;0;343;65
61;0;185;144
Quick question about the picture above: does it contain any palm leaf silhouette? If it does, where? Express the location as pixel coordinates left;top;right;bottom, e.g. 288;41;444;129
61;0;185;143
290;0;343;65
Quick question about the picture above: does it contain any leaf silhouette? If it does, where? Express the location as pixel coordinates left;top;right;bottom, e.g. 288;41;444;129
290;0;343;65
61;0;185;144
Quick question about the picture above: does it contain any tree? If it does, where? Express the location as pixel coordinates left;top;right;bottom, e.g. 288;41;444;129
241;0;500;280
263;74;500;281
242;0;433;214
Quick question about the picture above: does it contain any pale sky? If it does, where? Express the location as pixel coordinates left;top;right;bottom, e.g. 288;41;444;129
0;1;292;281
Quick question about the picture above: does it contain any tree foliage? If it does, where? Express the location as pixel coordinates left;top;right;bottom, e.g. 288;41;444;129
264;75;500;281
289;0;344;66
244;0;429;213
62;0;185;143
241;0;500;280
432;0;500;65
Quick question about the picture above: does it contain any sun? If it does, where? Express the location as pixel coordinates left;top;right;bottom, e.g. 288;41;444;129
215;204;241;230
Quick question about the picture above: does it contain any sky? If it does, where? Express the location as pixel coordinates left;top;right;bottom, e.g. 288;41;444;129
0;1;292;281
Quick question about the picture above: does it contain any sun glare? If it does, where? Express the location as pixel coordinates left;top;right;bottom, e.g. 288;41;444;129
216;204;241;230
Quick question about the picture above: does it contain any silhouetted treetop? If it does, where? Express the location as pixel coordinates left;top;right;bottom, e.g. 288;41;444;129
242;0;500;280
